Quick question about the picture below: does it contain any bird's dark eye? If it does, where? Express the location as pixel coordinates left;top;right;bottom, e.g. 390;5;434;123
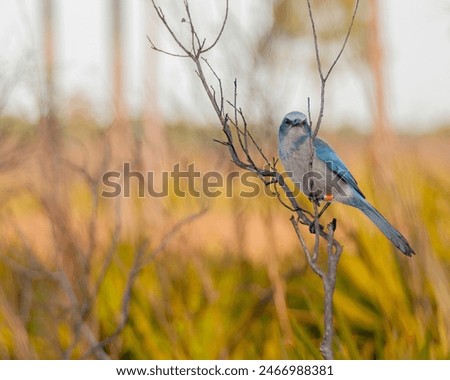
284;118;291;125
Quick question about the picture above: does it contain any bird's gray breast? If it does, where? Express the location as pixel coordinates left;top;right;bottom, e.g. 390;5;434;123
279;133;330;199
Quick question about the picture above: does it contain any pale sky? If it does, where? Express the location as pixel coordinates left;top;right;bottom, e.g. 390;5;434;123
0;0;449;132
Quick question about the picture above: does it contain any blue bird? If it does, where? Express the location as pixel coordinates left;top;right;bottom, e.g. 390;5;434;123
278;111;414;256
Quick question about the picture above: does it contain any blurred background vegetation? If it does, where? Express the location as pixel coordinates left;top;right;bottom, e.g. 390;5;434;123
0;0;449;359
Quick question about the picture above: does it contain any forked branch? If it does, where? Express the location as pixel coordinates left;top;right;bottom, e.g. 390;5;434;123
307;0;360;137
149;0;359;360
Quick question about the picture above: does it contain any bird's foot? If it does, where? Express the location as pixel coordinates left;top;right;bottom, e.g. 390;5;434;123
308;220;324;234
323;194;334;202
307;192;334;205
307;192;323;206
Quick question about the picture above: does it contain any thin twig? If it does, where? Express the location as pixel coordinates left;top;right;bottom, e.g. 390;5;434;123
324;0;360;82
312;202;320;263
200;0;229;53
147;36;190;58
307;0;324;82
305;0;359;359
290;216;324;279
149;0;355;361
149;0;192;57
307;0;361;137
202;57;224;113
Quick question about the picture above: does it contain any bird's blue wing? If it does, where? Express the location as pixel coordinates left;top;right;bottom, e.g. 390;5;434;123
314;138;365;198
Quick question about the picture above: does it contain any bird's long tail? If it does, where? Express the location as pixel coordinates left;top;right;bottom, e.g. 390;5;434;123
352;197;415;256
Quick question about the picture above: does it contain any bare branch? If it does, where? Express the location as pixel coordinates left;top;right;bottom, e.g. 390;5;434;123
202;57;224;113
307;97;313;128
183;0;202;55
290;216;324;279
307;0;361;137
306;0;324;82
274;184;313;217
149;0;193;57
147;35;190;58
201;0;229;53
324;0;360;82
81;207;207;358
247;128;271;167
319;219;343;360
303;2;359;357
149;0;354;360
312;202;320;263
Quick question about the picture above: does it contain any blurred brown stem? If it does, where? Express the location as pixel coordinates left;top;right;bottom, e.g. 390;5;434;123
80;207;207;359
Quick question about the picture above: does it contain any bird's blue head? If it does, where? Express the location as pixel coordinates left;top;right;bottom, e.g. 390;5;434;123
278;111;311;139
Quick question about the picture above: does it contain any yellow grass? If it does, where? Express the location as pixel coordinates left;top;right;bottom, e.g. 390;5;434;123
0;118;449;359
